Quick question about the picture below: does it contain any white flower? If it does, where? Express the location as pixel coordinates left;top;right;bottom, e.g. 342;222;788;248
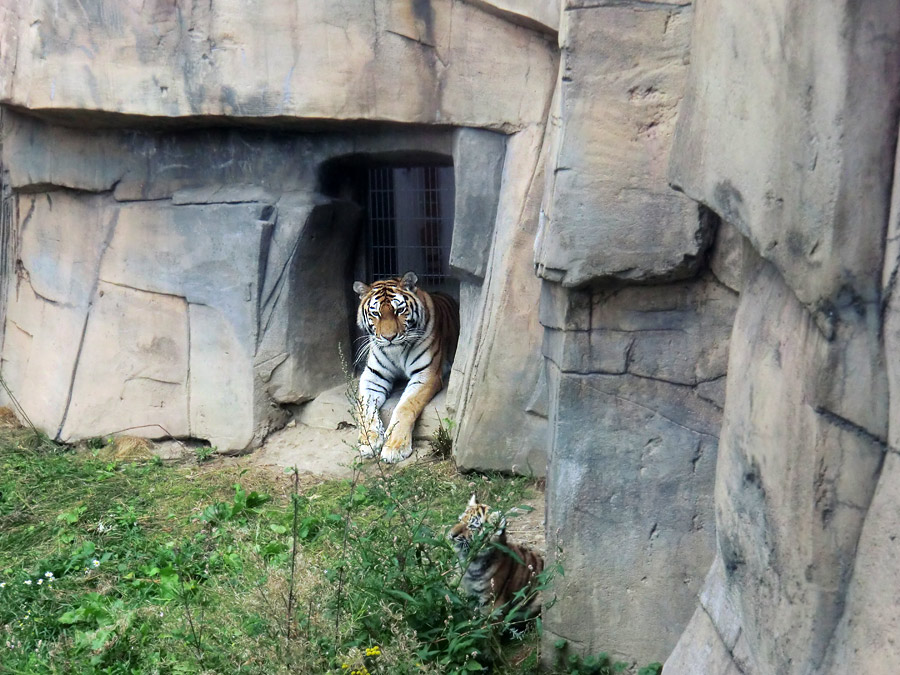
23;580;31;585
44;572;53;578
0;582;6;589
92;559;100;568
36;579;43;585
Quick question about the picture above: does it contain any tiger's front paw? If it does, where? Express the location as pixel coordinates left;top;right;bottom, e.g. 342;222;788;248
380;435;413;464
358;430;384;459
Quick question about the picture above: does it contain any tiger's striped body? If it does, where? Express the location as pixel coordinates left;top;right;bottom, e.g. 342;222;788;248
353;272;460;463
449;495;544;621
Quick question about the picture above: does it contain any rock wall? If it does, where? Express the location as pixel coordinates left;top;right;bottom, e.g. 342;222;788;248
827;134;900;674
533;1;738;665
540;272;736;663
535;2;705;287
664;0;900;673
0;111;463;449
0;0;556;131
449;125;551;474
0;1;561;462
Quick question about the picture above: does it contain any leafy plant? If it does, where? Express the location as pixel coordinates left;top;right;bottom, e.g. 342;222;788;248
194;444;217;463
198;483;271;526
314;461;553;675
638;664;663;675
85;436;108;451
551;639;663;675
429;416;456;459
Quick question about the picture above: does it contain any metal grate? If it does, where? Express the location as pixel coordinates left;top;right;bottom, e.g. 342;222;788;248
366;165;454;286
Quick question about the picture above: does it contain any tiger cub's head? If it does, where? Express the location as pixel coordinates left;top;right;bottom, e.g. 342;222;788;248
449;494;506;556
353;271;423;347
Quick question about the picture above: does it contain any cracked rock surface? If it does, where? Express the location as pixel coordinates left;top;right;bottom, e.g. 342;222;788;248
662;0;900;673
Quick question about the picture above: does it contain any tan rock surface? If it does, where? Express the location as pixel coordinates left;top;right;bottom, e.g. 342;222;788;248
665;255;887;674
463;0;559;33
663;1;900;672
450;125;549;476
1;0;556;131
541;273;736;665
535;2;701;286
669;0;900;317
2;192;114;435
188;303;255;451
61;282;190;441
535;2;728;665
819;118;900;674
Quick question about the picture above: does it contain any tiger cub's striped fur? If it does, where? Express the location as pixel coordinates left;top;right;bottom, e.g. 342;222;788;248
449;495;544;621
353;271;460;463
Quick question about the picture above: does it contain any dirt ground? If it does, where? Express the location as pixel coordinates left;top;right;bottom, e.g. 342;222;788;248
248;420;547;554
150;414;547;555
140;378;547;554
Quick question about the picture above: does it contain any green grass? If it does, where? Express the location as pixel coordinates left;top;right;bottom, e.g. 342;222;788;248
0;426;548;674
0;425;663;675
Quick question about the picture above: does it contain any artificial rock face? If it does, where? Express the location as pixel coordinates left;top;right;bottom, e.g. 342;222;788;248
450;125;551;476
0;0;561;458
0;112;464;450
536;1;704;287
0;0;557;131
663;0;900;672
534;0;738;665
541;273;736;662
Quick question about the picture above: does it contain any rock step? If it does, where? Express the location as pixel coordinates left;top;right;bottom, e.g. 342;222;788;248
297;383;449;442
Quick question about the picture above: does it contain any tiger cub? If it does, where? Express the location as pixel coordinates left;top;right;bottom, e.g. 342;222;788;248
448;494;544;621
353;271;460;463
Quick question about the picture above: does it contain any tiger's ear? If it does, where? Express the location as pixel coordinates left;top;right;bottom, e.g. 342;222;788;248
468;493;477;507
401;271;418;291
353;281;371;298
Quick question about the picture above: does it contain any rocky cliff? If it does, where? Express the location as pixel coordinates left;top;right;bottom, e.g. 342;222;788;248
665;0;900;672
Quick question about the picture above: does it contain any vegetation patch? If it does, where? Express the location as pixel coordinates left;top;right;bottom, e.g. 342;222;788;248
0;423;660;674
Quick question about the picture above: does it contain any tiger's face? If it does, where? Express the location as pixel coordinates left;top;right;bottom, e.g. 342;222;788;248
449;494;505;555
353;272;423;347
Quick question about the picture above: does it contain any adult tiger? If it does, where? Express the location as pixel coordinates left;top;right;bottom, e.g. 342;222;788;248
352;271;460;463
449;494;545;622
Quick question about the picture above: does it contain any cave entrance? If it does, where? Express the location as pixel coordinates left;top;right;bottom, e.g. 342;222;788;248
365;165;456;296
304;151;459;435
318;151;459;310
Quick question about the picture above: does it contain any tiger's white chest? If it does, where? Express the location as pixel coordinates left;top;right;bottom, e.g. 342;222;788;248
369;341;422;379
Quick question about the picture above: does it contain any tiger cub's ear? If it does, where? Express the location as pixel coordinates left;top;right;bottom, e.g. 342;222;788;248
468;493;478;507
488;510;507;535
401;271;418;291
353;281;371;298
